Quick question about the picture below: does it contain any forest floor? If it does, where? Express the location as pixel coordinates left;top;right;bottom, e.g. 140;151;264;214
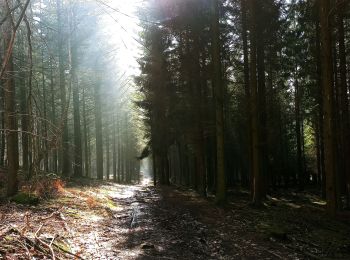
1;177;350;259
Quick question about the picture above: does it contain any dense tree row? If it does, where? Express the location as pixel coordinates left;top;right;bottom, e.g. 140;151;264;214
136;0;350;215
0;0;140;196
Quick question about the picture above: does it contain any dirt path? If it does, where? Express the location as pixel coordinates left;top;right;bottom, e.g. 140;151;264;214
1;179;350;259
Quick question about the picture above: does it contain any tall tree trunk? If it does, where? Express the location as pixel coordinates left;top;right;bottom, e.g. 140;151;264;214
69;5;82;178
193;33;206;196
23;6;33;177
256;9;268;195
241;0;251;187
319;0;337;216
315;13;326;198
82;84;89;177
337;7;350;208
117;115;121;183
0;88;5;167
112;113;117;182
1;4;19;195
41;47;49;172
121;142;125;183
106;125;110;180
295;76;304;189
94;79;103;180
18;32;29;177
50;57;58;173
248;0;263;204
57;0;70;176
211;0;226;203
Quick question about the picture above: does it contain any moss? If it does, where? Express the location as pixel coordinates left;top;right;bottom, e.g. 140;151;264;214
54;240;72;253
65;208;81;218
257;222;288;241
4;235;14;241
11;192;40;205
105;198;117;210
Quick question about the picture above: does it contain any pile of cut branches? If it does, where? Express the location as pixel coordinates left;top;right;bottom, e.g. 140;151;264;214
0;208;82;259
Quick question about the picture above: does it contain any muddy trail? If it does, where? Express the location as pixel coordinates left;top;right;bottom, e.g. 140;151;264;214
1;179;350;259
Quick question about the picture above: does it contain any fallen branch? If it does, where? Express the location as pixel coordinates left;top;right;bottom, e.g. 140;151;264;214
18;240;32;259
40;209;64;222
35;235;56;260
35;223;44;237
52;242;84;260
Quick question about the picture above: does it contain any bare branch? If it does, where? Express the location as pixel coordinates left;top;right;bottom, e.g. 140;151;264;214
0;0;31;81
0;4;20;27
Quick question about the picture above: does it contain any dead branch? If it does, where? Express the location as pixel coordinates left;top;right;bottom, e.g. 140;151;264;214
18;240;32;259
52;242;84;260
34;223;44;237
0;128;55;143
39;209;64;222
35;234;56;260
0;0;31;81
0;4;21;26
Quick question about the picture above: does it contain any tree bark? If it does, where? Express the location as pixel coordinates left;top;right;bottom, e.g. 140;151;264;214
112;111;117;182
337;6;350;207
57;0;70;176
50;57;58;173
248;0;263;204
106;124;110;180
319;0;337;215
82;84;90;177
1;2;19;195
117;114;121;182
69;4;82;178
211;0;226;203
256;6;268;195
94;78;103;180
294;76;304;189
241;0;252;187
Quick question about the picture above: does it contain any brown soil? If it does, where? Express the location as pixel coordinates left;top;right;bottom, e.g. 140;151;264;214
1;179;349;259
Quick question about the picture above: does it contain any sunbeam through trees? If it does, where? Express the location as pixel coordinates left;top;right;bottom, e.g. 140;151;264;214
1;0;350;259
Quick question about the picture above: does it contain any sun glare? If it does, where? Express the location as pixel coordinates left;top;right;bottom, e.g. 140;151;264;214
98;0;142;80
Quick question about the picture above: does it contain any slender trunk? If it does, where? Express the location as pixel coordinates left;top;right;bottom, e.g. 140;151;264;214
193;33;206;196
319;0;337;216
94;79;103;180
121;142;125;182
112;112;117;182
23;6;33;177
69;5;82;178
337;8;350;207
87;122;91;178
18;33;29;177
0;88;4;167
106;125;110;180
315;117;321;185
241;0;251;186
211;0;226;203
50;57;57;173
41;48;49;172
57;0;70;176
315;14;326;198
82;85;89;177
248;0;263;204
256;12;267;195
117;115;121;182
1;5;19;195
295;76;304;189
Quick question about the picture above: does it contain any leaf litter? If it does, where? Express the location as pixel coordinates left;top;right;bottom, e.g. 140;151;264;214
1;179;350;259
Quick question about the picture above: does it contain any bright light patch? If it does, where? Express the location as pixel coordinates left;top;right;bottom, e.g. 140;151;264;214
97;0;142;80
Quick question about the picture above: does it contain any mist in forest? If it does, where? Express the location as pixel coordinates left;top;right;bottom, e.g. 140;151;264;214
1;0;350;259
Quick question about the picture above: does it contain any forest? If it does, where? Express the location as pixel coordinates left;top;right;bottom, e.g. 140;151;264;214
0;0;350;259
